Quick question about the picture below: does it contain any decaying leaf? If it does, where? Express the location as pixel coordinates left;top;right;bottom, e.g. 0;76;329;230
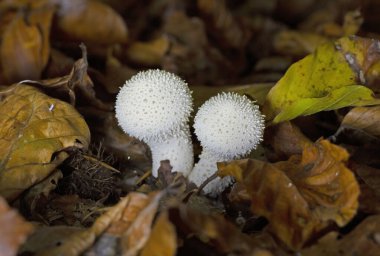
340;106;380;138
264;36;380;124
0;85;90;201
218;139;360;250
20;45;112;110
349;162;380;214
0;196;34;256
36;191;163;256
264;121;313;160
139;211;177;256
0;4;54;83
53;0;128;44
169;204;273;255
301;215;380;256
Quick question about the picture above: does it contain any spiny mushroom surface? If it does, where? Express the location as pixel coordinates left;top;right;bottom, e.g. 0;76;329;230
115;69;193;176
189;92;265;196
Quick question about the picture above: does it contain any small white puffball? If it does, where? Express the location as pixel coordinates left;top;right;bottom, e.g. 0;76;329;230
194;92;265;159
115;69;193;141
189;92;265;195
149;126;193;177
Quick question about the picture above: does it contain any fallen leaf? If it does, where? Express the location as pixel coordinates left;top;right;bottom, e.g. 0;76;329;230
53;0;128;44
19;226;84;255
264;36;380;124
36;191;162;256
169;204;272;255
0;196;34;256
20;45;112;110
340;106;380;138
349;162;380;214
218;139;360;250
0;85;90;201
0;4;54;83
264;121;313;161
120;192;163;256
301;215;380;256
140;211;177;256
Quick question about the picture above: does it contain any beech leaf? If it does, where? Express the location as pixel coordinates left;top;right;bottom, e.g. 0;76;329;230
218;139;360;250
0;85;90;201
264;36;380;124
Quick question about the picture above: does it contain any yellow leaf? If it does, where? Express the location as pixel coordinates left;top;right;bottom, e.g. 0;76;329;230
264;36;380;124
0;85;90;201
218;139;360;250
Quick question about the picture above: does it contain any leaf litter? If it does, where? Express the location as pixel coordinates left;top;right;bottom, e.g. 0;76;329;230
1;0;380;255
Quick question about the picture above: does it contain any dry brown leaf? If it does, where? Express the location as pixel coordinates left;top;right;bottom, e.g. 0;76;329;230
340;106;380;138
0;85;90;201
349;162;380;214
52;0;128;44
0;196;34;256
21;46;112;110
170;204;272;255
218;139;360;250
140;211;177;256
120;192;163;256
301;215;380;256
36;191;162;256
19;226;84;254
264;121;312;160
0;5;54;83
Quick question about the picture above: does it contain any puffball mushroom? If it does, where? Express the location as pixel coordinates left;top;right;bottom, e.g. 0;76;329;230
189;92;265;196
115;69;193;177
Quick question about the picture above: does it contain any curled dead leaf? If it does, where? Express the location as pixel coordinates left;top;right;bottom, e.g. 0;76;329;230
218;139;360;250
0;85;90;201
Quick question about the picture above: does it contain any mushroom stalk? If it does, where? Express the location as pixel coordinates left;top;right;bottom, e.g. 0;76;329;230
189;151;232;195
148;125;193;177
